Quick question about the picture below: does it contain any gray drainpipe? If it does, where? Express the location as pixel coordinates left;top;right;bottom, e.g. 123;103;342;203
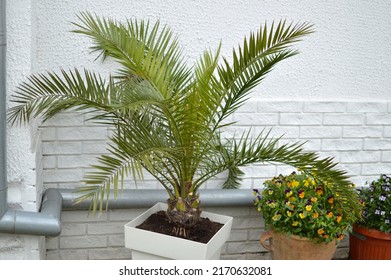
60;189;255;210
0;0;62;237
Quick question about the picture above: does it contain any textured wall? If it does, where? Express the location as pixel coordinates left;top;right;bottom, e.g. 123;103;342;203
4;0;391;259
33;0;391;101
1;0;43;260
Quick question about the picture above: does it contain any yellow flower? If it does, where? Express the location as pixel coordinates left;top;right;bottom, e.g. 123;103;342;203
299;212;306;219
285;190;293;197
285;201;294;209
268;189;274;195
292;221;299;227
327;211;333;218
291;180;300;188
313;212;319;218
304;180;309;187
268;202;276;208
272;214;281;221
311;180;315;186
305;204;312;211
317;228;325;235
310;197;318;203
323;234;330;239
289;196;296;202
287;210;292;217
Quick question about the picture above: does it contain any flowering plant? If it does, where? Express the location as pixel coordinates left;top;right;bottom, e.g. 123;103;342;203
357;174;391;233
254;172;359;243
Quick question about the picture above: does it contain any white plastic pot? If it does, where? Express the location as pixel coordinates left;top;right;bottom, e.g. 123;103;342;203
124;202;233;260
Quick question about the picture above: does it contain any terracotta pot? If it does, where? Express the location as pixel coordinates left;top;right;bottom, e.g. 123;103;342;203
349;224;391;260
260;230;337;260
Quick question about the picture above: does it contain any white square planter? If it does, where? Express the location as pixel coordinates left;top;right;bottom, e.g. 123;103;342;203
124;202;233;260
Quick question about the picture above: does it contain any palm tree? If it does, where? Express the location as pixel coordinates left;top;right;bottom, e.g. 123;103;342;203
8;13;360;237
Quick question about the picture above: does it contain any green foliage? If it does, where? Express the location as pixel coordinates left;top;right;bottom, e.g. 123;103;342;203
357;175;391;233
254;172;360;243
8;12;360;220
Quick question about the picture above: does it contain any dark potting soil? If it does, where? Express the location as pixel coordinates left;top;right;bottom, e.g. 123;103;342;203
136;211;223;244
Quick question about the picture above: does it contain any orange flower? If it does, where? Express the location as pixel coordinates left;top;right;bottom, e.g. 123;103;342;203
317;228;324;235
327;211;333;218
313;212;319;218
311;197;318;203
336;215;342;223
328;196;334;204
316;187;323;195
298;190;305;199
337;234;345;241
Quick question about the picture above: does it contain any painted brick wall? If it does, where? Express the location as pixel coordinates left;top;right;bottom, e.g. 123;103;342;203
45;207;349;260
43;99;391;259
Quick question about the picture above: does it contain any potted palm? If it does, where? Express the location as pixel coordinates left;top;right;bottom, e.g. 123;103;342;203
8;12;358;259
350;174;391;259
253;172;360;259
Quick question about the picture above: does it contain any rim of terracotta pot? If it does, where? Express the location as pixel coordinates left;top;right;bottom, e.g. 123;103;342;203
271;229;335;244
353;224;391;241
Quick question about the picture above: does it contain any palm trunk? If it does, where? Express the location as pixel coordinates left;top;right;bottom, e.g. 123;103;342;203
166;194;201;238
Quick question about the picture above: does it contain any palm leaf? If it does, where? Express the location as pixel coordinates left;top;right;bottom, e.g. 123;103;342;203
73;12;192;98
214;21;314;129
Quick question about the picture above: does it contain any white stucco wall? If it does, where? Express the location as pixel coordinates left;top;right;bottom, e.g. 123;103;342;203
3;0;391;259
33;0;391;101
1;0;43;260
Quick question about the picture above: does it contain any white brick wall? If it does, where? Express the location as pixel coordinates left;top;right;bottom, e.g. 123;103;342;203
42;99;391;259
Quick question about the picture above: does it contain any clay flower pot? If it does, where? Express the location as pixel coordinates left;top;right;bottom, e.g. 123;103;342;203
260;230;337;260
349;224;391;260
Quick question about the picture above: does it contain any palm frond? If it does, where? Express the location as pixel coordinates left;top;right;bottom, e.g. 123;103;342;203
73;12;192;98
7;69;113;125
194;129;360;216
214;21;314;129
